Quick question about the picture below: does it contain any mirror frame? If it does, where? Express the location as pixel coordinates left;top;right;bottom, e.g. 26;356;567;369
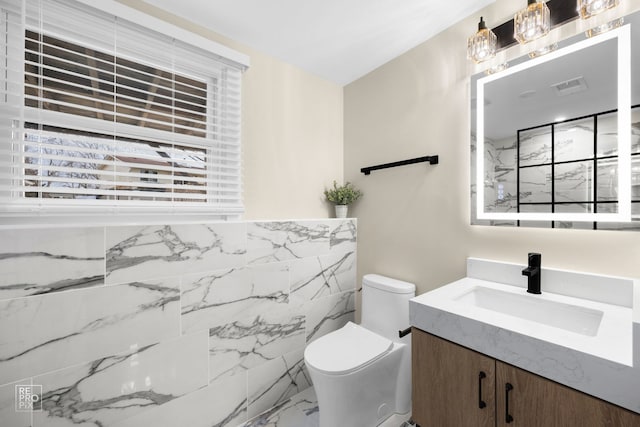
476;25;631;223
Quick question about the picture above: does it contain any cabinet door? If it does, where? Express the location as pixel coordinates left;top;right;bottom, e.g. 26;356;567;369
412;328;495;427
496;361;640;427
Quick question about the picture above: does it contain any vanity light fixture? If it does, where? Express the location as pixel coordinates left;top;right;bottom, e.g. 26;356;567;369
484;62;509;75
467;16;497;63
578;0;619;19
514;0;551;45
578;0;623;37
528;43;558;58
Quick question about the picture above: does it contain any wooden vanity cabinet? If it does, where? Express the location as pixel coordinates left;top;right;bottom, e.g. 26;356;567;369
495;362;640;427
412;327;495;427
412;328;640;427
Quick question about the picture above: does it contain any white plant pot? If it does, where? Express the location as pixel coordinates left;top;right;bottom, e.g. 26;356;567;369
335;205;348;218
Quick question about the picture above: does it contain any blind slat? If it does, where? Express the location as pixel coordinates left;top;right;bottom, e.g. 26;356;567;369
1;0;244;216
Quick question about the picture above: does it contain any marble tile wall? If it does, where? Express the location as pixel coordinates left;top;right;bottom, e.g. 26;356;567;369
0;219;357;427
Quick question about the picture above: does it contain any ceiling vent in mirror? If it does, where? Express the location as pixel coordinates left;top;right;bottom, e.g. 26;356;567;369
551;76;588;96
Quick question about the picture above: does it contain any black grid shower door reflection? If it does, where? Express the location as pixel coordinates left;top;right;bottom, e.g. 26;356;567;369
516;106;640;229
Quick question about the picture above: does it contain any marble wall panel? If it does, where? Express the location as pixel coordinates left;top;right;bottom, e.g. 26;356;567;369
0;379;32;427
33;331;208;427
0;227;104;300
555;123;594;163
246;221;329;264
0;219;357;427
520;165;552;203
305;291;356;344
246;348;310;420
110;373;247;427
519;128;552;166
181;263;290;334
555;161;593;203
0;279;180;384
242;386;318;427
106;223;246;285
290;251;356;303
329;219;356;254
208;309;305;382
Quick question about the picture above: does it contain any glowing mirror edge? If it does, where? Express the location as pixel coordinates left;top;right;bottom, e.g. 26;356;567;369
476;24;631;222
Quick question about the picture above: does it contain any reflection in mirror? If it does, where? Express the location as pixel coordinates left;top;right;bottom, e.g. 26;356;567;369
470;13;639;230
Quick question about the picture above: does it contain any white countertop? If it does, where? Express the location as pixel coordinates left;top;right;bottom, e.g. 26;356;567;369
410;258;640;414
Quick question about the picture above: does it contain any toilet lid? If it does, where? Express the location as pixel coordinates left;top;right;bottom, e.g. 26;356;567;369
305;322;393;375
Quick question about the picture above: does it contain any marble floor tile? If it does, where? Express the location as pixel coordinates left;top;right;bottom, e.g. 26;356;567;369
243;387;412;427
0;227;104;300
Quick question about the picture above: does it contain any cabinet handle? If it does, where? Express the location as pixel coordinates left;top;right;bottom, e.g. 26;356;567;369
505;383;514;424
478;371;487;409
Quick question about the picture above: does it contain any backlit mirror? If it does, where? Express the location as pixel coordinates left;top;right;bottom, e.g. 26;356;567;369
471;16;639;230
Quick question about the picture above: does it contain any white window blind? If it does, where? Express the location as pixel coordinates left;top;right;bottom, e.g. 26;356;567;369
0;0;245;218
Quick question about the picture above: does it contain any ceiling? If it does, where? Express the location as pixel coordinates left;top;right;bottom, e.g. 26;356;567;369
142;0;496;86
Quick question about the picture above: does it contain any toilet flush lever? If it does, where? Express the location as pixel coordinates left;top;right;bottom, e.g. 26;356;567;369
398;327;412;338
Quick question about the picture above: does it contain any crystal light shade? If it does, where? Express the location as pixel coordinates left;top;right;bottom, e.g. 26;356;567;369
514;0;551;45
578;0;620;19
467;16;497;64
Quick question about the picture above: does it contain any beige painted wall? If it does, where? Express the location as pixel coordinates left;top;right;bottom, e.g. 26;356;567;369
345;0;640;298
117;0;344;220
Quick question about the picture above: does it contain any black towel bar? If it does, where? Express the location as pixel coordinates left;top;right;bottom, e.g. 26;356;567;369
361;155;438;175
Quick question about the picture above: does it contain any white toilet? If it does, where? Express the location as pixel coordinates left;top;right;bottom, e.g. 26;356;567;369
304;274;416;427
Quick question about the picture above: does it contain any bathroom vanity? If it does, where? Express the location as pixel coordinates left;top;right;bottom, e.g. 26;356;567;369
410;258;640;427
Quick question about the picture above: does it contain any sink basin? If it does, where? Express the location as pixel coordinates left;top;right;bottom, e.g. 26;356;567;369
455;286;604;336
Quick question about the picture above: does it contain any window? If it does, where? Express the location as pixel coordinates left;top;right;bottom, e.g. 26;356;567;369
0;0;247;219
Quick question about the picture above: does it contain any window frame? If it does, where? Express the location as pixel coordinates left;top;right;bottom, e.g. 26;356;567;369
0;0;249;225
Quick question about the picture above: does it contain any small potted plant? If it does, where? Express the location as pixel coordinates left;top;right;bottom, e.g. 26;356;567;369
324;180;362;218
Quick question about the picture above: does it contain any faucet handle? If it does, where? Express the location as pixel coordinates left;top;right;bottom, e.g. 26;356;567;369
528;252;541;267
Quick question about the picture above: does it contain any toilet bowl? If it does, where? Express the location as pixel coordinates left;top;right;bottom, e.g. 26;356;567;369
304;274;416;427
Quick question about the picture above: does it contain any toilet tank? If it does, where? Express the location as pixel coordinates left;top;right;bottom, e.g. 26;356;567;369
360;274;416;342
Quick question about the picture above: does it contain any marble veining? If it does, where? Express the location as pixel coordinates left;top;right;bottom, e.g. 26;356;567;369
209;311;305;382
34;331;208;426
247;349;310;420
181;263;290;334
0;227;104;300
329;219;357;252
290;252;356;303
110;374;248;427
0;279;180;384
247;221;330;264
106;223;246;284
243;386;319;427
0;219;357;427
305;291;355;343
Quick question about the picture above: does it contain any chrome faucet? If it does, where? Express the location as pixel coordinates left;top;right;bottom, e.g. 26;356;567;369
521;253;541;294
